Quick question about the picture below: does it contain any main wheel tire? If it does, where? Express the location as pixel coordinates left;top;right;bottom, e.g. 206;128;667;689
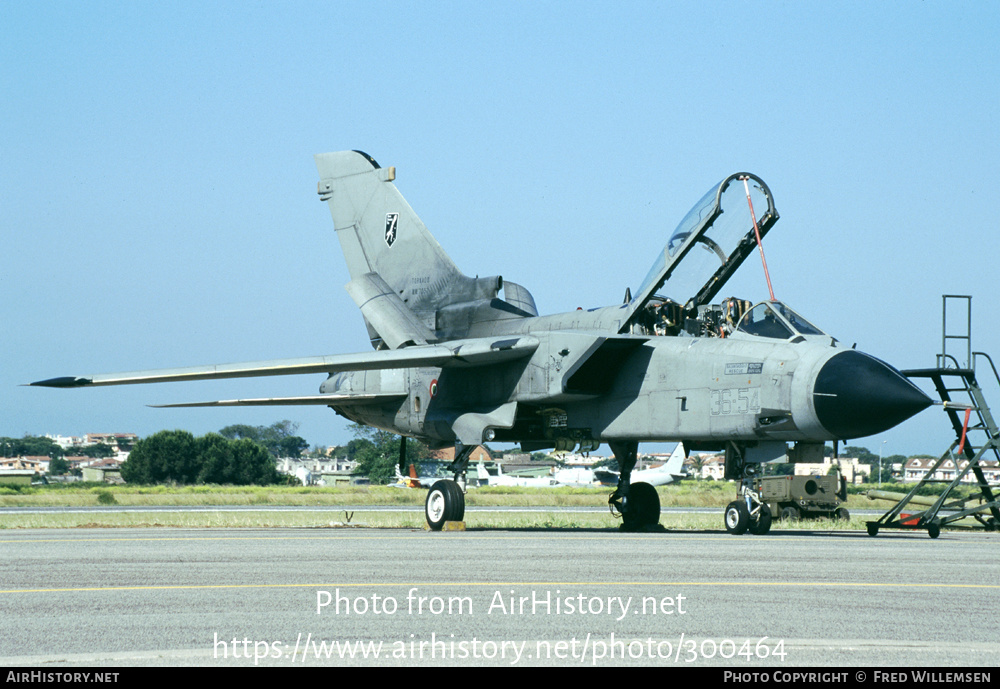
724;501;750;535
749;504;772;535
425;480;465;530
447;481;466;522
622;482;660;530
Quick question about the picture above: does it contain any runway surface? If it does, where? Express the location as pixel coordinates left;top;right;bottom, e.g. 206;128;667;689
0;505;886;515
1;527;997;667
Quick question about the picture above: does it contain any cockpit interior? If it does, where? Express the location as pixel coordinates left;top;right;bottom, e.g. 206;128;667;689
623;172;831;343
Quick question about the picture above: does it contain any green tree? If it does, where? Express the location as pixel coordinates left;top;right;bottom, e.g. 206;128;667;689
121;430;198;484
202;434;282;485
686;453;708;479
48;456;70;476
345;438;374;461
879;454;907;483
74;443;115;458
196;433;237;484
350;425;400;485
349;423;431;485
217;424;259;442
841;446;878;464
228;438;282;485
0;435;64;458
120;430;282;485
219;420;308;458
277;435;309;458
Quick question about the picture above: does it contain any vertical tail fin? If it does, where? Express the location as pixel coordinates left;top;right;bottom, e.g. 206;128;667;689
315;151;464;294
664;442;687;477
316;151;469;312
317;150;537;344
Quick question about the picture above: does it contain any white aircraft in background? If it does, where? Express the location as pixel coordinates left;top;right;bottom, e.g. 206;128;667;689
553;443;689;487
474;444;688;488
392;463;439;489
475;461;558;487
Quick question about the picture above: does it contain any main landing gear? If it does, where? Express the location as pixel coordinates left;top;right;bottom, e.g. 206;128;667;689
422;441;665;532
423;445;474;531
608;441;662;531
425;480;465;530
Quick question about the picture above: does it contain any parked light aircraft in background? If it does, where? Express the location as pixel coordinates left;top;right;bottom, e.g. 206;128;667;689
392;463;439;489
590;443;687;487
550;443;688;487
32;150;932;533
475;462;558;488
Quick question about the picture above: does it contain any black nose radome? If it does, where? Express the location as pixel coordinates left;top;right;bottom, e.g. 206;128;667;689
813;350;932;439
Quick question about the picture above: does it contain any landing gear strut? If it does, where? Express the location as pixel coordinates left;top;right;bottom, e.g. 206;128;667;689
608;441;662;531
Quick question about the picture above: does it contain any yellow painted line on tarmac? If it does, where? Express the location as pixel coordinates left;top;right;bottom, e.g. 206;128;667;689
3;580;1000;595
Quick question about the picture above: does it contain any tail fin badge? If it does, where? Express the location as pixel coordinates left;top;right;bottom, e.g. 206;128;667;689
385;212;399;247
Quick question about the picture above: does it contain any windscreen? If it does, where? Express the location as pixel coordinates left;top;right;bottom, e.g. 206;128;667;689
736;301;827;339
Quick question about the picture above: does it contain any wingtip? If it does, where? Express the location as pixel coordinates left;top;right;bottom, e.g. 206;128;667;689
28;376;93;388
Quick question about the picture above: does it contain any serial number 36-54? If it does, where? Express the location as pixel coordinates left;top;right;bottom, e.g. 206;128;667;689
710;388;761;416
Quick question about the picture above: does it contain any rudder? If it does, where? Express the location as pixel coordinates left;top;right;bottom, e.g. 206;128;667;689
316;150;522;344
316;151;466;308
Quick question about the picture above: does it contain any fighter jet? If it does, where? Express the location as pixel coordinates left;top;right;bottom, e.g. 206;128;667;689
32;150;932;534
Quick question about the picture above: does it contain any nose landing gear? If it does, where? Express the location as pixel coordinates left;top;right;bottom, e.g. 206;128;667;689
724;454;772;535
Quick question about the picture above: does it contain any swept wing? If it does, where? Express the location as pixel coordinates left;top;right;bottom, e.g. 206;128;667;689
31;335;539;388
150;394;407;408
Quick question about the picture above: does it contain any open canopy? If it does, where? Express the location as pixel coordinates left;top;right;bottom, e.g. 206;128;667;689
620;172;778;333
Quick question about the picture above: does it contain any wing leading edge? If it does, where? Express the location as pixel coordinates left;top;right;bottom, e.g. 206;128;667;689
30;335;540;388
149;393;408;408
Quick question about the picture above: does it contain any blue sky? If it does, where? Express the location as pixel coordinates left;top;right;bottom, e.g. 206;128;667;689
3;2;998;457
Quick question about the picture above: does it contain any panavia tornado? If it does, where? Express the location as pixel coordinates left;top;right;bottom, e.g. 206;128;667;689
32;151;932;533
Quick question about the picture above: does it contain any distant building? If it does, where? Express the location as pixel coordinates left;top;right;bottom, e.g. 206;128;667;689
64;456;90;471
553;452;608;467
82;458;123;483
903;456;1000;484
793;457;870;484
684;454;874;483
0;470;34;486
431;446;493;464
45;432;136;462
46;434;86;449
688;453;725;480
0;456;48;473
278;456;357;485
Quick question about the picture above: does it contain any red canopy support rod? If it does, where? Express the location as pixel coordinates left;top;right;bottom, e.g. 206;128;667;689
741;176;775;301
